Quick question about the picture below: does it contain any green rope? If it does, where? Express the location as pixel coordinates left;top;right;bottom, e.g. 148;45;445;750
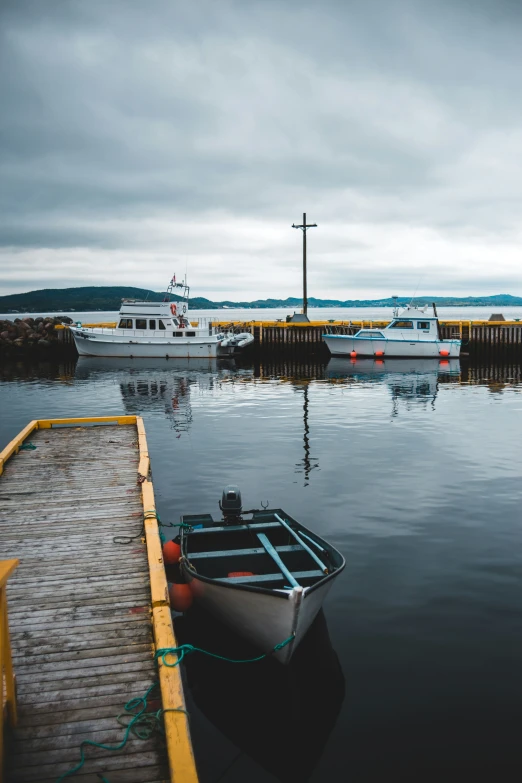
20;441;36;450
55;682;160;782
144;509;193;545
155;633;295;667
55;634;293;782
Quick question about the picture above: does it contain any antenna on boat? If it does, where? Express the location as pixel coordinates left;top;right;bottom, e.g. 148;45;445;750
392;295;399;318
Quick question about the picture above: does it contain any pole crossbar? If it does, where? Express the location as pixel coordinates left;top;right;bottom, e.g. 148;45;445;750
292;212;317;316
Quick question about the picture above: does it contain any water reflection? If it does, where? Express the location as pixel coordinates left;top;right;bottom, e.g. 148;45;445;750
76;357;236;434
175;607;345;783
294;383;319;486
326;357;461;416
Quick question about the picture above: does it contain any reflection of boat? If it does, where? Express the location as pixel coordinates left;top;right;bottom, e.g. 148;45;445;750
75;356;222;376
327;356;460;415
69;275;225;358
326;356;460;378
323;304;461;358
175;607;345;783
180;488;345;664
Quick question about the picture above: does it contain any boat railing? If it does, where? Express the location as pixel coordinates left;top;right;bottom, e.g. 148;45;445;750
324;324;355;335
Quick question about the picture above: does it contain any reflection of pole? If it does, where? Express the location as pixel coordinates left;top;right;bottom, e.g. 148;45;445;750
303;384;311;484
295;383;319;486
292;213;317;316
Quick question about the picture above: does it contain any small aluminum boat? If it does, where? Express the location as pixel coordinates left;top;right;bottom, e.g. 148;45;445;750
179;487;345;664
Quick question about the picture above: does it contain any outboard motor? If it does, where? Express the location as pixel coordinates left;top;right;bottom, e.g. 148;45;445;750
220;485;242;524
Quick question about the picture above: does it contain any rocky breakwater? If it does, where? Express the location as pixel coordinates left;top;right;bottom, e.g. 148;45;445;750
0;316;75;354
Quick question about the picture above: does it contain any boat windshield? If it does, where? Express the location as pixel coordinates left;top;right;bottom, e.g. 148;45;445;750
356;331;385;338
388;320;413;329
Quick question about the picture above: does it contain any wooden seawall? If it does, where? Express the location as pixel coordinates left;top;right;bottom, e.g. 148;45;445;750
0;417;198;783
212;320;522;353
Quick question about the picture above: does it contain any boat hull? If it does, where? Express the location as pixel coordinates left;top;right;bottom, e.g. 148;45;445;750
70;329;220;358
323;334;461;358
181;566;338;664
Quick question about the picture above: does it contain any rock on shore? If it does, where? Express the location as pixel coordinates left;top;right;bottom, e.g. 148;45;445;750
0;316;74;352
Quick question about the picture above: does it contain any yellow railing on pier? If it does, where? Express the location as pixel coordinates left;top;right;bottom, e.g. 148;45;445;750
1;558;19;780
55;318;522;330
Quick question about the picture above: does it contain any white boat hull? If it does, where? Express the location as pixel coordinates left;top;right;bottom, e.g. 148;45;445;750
70;329;220;358
323;334;461;358
182;570;337;664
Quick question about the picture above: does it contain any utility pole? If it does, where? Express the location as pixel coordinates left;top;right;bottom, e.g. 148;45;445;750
292;213;317;317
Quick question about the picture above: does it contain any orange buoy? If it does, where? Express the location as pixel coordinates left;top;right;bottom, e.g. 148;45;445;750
169;583;193;612
228;571;254;578
374;351;384;357
163;540;181;565
439;350;450;357
350;351;357;358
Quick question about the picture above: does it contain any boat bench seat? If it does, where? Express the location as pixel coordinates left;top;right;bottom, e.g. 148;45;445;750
188;544;302;560
188;521;281;534
218;569;324;584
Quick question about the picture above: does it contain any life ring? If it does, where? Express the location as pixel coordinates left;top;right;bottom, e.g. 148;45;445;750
170;303;177;316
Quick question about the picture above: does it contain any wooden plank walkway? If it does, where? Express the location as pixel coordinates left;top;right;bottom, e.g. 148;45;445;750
0;418;198;783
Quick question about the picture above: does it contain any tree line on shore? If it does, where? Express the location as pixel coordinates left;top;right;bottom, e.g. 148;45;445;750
1;286;522;313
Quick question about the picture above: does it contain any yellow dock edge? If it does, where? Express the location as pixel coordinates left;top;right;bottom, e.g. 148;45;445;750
0;415;198;782
55;318;522;330
136;416;199;783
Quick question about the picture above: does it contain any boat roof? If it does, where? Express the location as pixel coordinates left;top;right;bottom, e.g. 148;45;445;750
394;305;437;320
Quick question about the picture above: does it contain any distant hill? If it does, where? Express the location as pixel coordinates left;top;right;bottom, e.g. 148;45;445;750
1;286;522;313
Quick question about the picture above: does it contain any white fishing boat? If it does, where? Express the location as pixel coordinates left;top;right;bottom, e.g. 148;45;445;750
323;303;461;358
68;276;225;358
178;487;345;664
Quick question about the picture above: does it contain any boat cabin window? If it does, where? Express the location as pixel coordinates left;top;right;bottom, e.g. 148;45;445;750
186;331;196;337
159;320;167;330
149;319;156;330
417;321;430;330
136;319;147;330
173;331;184;337
119;319;133;329
389;320;413;329
357;331;384;338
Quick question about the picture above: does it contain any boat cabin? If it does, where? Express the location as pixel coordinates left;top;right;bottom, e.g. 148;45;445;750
354;306;440;341
116;299;202;337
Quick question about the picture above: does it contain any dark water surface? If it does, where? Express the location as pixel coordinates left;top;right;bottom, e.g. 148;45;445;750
1;355;522;782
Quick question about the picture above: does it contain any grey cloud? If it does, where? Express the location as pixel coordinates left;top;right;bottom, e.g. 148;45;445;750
1;0;522;297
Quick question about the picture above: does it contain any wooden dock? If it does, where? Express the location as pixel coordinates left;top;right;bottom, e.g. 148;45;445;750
0;417;198;783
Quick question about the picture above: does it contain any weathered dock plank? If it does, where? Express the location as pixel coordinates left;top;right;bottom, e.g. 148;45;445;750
0;418;198;783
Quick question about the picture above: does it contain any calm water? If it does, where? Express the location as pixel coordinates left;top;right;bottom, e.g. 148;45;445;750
1;355;522;781
3;305;522;323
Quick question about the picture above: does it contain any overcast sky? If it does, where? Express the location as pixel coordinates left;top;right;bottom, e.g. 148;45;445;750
1;0;522;300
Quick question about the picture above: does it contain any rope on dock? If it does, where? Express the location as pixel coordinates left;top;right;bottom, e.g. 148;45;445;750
55;681;189;783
